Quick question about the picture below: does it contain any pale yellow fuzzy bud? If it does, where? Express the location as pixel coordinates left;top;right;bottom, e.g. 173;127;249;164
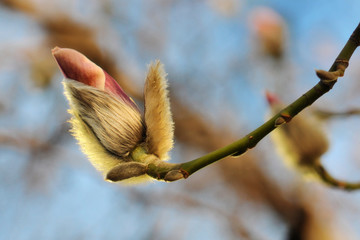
64;80;144;158
144;61;174;161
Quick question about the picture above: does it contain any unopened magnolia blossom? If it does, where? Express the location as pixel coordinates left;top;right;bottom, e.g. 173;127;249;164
266;91;329;174
249;7;286;58
52;47;174;183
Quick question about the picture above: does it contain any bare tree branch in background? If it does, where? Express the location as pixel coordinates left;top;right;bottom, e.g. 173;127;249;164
314;108;360;120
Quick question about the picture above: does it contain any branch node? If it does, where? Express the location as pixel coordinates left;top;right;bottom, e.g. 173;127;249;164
274;116;286;127
317;59;349;85
181;169;189;179
334;59;349;70
316;69;340;85
164;169;186;181
280;112;292;122
247;135;257;149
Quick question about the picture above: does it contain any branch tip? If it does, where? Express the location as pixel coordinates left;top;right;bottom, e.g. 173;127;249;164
349;23;360;46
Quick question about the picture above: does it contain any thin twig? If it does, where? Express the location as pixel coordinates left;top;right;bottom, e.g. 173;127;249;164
314;108;360;119
314;164;360;191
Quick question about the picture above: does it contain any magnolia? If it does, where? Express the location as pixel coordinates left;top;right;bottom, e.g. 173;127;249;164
249;7;286;58
266;91;329;173
52;47;174;182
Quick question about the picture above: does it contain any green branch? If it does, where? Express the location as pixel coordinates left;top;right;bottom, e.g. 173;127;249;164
179;23;360;179
145;23;360;190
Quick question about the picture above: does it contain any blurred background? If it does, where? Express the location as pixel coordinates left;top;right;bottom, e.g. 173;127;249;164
0;0;360;239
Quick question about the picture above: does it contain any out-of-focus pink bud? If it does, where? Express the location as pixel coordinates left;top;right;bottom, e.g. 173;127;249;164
265;91;281;106
266;91;329;171
248;7;286;58
52;47;137;109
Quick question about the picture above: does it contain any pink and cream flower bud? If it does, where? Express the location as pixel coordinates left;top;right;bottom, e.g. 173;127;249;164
249;7;286;58
52;47;137;109
266;91;329;172
52;47;175;182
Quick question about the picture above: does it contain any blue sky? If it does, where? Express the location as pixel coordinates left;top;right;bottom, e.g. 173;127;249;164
1;0;360;239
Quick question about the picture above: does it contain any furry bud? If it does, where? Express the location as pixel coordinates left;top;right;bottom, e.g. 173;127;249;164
249;7;286;58
144;61;174;160
63;80;144;158
52;47;174;183
164;170;186;182
106;162;147;182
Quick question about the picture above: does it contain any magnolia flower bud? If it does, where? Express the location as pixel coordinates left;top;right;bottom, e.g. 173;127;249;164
52;47;174;183
266;91;329;173
249;7;286;58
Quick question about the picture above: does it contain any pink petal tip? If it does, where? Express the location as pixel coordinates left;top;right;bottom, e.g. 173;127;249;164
52;47;105;89
265;91;280;105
